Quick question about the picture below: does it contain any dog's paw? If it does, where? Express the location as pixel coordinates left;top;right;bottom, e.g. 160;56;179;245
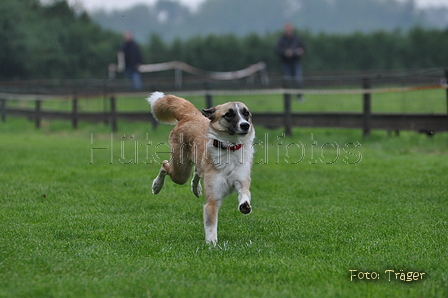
152;176;165;194
238;201;252;214
206;239;217;246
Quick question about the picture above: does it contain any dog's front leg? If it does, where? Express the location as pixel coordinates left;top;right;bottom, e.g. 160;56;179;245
234;180;252;214
203;196;222;245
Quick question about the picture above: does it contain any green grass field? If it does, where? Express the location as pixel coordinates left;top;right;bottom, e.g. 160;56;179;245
1;111;447;297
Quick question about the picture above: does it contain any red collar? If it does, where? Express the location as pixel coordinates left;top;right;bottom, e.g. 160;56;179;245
213;139;243;151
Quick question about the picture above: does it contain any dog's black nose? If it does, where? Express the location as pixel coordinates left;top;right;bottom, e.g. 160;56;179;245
240;122;250;131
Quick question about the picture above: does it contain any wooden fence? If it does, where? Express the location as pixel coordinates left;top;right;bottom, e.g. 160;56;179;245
1;72;448;136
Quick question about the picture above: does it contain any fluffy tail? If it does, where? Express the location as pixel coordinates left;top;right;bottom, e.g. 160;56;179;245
146;92;200;125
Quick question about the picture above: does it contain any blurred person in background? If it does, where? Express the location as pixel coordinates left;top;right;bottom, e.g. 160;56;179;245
276;23;305;101
120;31;143;90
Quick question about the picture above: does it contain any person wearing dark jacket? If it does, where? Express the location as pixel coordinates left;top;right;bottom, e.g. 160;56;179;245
276;23;305;100
121;31;143;90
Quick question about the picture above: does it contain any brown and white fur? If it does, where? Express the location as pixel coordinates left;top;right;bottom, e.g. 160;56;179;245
146;92;255;244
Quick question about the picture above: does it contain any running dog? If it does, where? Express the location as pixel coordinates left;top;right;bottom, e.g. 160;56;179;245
146;92;255;244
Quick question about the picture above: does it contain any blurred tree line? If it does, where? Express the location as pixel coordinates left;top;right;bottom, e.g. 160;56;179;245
1;0;447;80
0;0;121;80
144;28;448;74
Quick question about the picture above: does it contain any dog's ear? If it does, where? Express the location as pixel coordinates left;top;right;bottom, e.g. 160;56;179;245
202;107;216;120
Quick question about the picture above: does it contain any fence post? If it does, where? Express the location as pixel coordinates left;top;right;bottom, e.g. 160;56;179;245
206;92;213;109
445;69;448;125
110;95;117;132
205;82;213;108
103;96;109;125
72;96;78;129
35;99;41;129
362;78;371;137
283;79;293;136
175;67;182;89
1;98;6;123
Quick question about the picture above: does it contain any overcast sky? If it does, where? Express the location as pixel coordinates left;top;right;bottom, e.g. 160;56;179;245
72;0;448;12
73;0;203;11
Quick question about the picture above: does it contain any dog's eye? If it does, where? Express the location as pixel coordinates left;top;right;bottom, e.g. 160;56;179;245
242;109;250;117
224;109;234;118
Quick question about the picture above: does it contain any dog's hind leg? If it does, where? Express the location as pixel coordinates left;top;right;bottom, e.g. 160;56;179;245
234;180;252;214
152;157;193;194
152;160;169;194
191;167;202;198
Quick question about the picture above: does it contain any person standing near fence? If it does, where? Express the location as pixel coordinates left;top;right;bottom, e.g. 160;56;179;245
120;31;143;90
275;23;305;101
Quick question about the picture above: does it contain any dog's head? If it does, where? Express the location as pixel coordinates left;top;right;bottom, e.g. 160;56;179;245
202;102;253;137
